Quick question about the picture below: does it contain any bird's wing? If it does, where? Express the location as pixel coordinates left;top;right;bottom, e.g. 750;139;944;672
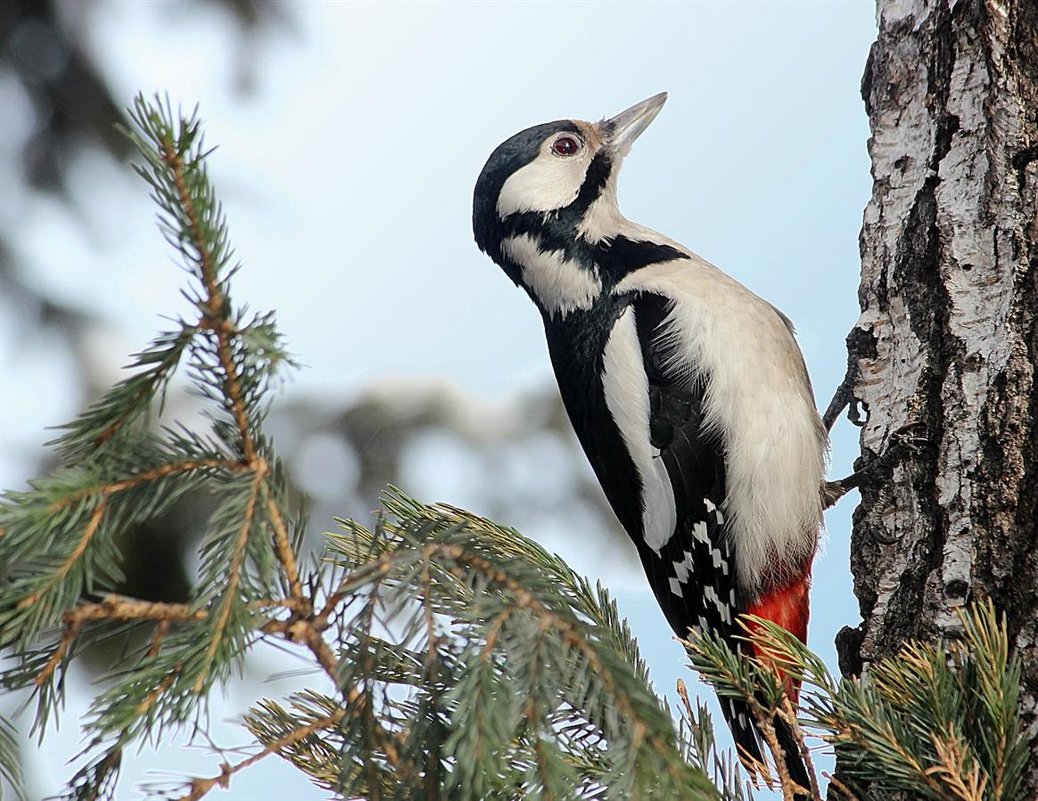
616;291;765;764
614;292;739;639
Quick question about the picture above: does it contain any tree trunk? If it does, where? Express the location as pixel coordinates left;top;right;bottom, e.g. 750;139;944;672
836;0;1038;794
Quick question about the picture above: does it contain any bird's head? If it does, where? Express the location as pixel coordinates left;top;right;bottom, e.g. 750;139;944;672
473;93;667;318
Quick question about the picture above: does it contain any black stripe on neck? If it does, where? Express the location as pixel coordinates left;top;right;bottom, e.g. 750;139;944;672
499;152;687;297
502;153;613;269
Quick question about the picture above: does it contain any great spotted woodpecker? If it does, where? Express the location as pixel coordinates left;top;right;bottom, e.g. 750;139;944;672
472;93;827;785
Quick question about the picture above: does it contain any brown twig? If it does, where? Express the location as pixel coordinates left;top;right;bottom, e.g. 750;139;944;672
47;459;241;514
193;462;265;691
36;617;84;688
248;597;299;612
778;691;822;800
824;772;862;801
160;136;255;464
264;487;305;608
175;708;346;801
260;617;340;684
35;594;205;688
148;619;171;658
69;595;202;624
316;588;350;625
135;669;179;716
744;689;797;801
675;678;695;722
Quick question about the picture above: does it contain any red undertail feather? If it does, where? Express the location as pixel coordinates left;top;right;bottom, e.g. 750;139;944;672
743;567;811;703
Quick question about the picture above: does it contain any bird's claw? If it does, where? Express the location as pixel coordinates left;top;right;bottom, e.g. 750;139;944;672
823;421;926;508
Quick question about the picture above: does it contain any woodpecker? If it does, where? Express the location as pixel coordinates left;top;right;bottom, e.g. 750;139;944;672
472;93;827;786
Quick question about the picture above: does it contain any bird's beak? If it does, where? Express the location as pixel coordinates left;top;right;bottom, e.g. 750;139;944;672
599;92;668;157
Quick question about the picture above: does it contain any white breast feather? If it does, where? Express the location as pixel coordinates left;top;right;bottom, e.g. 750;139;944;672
601;307;677;553
614;256;827;595
501;234;601;319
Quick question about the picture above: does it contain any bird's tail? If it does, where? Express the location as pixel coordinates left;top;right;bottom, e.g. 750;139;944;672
720;695;811;798
734;569;813;796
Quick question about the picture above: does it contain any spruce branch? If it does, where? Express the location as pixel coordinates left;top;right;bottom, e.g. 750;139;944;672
0;94;308;800
0;715;24;801
35;596;205;689
777;691;820;800
675;679;752;801
173;707;346;801
310;495;718;799
683;625;800;796
51;327;196;460
687;605;1029;801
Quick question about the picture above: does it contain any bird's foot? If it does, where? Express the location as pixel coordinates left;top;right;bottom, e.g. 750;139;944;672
823;422;927;508
823;357;868;432
822;377;865;432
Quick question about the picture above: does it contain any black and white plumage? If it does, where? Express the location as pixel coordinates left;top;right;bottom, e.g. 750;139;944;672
472;93;827;785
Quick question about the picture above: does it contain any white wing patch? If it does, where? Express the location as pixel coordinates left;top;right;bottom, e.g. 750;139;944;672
501;234;601;319
601;307;676;553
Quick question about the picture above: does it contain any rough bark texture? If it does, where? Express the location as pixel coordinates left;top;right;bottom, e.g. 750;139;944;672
837;0;1038;794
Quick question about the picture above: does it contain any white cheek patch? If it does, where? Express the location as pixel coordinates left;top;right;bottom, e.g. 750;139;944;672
601;307;677;553
501;234;601;319
497;152;590;218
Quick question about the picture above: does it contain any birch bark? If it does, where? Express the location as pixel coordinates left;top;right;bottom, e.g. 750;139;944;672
837;0;1037;793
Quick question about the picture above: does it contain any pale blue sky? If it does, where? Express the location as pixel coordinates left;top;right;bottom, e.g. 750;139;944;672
1;2;877;797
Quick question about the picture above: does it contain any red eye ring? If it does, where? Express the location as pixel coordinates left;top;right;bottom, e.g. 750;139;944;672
551;136;580;156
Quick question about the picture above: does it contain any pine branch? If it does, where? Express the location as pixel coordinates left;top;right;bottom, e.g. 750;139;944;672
174;707;346;801
675;679;753;801
35;596;205;689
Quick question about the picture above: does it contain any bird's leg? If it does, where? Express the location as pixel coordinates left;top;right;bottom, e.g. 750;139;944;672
823;422;927;509
823;469;866;508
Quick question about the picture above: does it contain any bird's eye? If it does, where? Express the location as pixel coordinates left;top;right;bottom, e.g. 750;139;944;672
551;136;580;157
